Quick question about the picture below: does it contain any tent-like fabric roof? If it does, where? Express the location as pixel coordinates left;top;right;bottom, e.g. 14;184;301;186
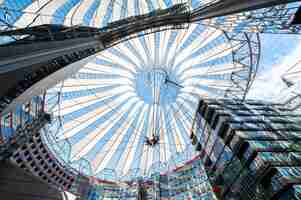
0;0;254;180
43;23;244;179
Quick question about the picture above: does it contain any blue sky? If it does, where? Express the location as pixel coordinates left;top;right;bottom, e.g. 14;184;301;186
259;34;301;72
248;34;301;100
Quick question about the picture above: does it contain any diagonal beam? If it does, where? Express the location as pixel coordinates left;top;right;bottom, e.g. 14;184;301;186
193;0;301;20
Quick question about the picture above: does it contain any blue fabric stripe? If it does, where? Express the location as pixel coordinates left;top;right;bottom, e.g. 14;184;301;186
80;98;138;161
62;90;123;123
83;0;101;26
52;0;80;24
104;104;144;170
61;85;120;101
0;0;32;25
68;95;133;145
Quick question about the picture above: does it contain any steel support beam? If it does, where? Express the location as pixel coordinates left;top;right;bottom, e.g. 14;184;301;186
0;37;104;103
0;37;103;74
0;28;104;94
1;53;97;115
193;0;301;20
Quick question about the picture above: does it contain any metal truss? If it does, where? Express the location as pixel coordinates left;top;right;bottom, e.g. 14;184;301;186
0;3;190;46
224;32;261;100
283;93;301;112
199;3;301;34
279;60;301;112
190;0;301;20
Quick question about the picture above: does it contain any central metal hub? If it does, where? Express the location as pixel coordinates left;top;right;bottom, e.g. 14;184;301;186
147;68;167;105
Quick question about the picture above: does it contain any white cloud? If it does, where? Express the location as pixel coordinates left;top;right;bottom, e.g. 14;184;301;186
247;40;301;102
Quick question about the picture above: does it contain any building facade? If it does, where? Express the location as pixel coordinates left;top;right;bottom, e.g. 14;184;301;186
191;98;301;200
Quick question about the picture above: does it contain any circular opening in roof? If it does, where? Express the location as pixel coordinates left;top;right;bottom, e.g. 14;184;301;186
135;68;180;105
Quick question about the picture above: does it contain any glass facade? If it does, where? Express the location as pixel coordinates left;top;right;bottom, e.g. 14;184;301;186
0;95;44;144
83;155;217;200
191;99;301;200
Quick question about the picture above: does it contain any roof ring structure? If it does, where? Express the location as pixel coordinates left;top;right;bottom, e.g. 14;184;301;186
0;0;260;181
42;23;260;180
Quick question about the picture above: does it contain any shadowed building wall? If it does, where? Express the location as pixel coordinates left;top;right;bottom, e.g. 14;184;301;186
0;161;63;200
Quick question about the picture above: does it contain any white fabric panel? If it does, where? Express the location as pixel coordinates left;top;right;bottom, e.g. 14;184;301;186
173;28;222;68
139;0;150;14
71;96;139;160
119;43;145;69
159;31;171;65
111;0;123;22
127;0;136;17
14;0;67;27
159;106;172;164
92;0;111;27
97;50;138;74
143;33;155;66
70;0;95;25
119;105;149;175
59;97;117;140
93;101;143;173
64;1;81;26
180;63;243;80
60;90;137;135
131;37;149;66
175;42;239;76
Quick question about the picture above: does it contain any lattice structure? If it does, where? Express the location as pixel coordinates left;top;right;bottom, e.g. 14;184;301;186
224;32;260;100
199;3;301;33
279;60;301;112
10;126;76;191
282;60;301;86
